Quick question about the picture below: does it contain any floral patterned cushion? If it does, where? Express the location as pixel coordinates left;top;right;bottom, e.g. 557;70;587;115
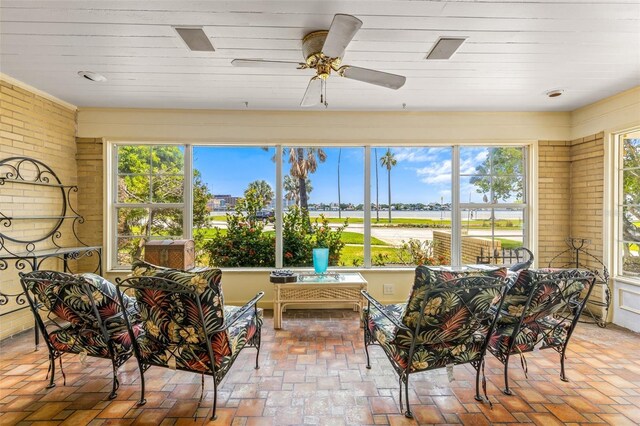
488;269;591;357
366;311;487;373
26;271;136;331
394;266;507;347
128;262;262;380
48;322;143;361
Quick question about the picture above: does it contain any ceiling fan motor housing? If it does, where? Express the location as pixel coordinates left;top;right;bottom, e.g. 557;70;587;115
302;30;342;75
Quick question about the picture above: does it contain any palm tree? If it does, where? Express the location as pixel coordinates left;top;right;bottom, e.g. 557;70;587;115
374;148;380;221
244;180;274;210
337;148;342;219
284;174;312;207
287;147;326;213
380;149;397;223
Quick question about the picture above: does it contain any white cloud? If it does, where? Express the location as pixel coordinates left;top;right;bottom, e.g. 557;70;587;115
416;160;452;184
392;147;448;163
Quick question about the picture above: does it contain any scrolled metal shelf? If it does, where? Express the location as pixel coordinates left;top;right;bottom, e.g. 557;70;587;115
0;156;103;348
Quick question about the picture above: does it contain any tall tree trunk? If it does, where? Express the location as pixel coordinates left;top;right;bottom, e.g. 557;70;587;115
296;148;311;228
387;168;392;223
337;148;342;219
375;148;379;221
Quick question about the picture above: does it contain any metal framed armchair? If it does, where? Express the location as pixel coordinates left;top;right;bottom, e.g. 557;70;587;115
19;270;141;399
362;266;509;418
487;268;596;395
116;264;264;421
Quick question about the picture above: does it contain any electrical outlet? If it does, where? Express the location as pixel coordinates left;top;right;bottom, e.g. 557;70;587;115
383;284;394;295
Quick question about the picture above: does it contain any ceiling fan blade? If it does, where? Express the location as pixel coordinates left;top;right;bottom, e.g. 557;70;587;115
301;77;322;107
339;66;406;90
322;14;363;58
231;59;304;69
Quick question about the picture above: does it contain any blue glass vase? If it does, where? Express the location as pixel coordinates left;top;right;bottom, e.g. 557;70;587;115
312;248;329;274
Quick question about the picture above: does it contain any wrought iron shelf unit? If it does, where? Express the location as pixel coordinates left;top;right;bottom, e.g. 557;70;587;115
0;156;102;345
548;237;610;328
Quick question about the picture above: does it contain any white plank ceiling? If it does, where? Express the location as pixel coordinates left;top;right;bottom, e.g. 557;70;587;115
1;0;639;111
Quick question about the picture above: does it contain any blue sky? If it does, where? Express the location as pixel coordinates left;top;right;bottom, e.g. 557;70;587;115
192;146;493;204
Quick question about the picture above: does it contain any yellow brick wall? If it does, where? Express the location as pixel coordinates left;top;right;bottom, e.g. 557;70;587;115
433;231;502;265
0;78;77;339
569;132;607;317
538;141;572;266
537;134;607;319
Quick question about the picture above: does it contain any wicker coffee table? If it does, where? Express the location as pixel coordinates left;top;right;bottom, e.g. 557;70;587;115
272;272;368;329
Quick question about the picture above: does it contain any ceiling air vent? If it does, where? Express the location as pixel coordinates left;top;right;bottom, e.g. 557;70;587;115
426;37;466;60
174;27;215;52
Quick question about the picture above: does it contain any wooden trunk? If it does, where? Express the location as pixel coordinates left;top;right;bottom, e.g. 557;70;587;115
144;239;195;270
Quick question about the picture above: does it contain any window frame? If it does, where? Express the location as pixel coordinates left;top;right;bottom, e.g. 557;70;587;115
615;129;640;282
109;142;191;271
106;141;532;271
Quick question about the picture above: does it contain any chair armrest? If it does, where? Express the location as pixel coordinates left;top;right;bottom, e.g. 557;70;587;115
361;290;410;331
213;291;265;333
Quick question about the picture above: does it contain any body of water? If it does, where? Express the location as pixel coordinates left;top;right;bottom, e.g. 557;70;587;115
307;210;523;220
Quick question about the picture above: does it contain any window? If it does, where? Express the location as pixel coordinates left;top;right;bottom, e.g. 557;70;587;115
369;147;452;267
619;131;640;278
459;147;527;265
108;143;529;270
113;145;187;267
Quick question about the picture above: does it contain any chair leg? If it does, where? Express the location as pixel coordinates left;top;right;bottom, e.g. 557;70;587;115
46;352;56;389
474;361;483;401
136;360;147;406
503;353;513;395
108;360;119;400
363;327;371;369
210;375;218;421
402;374;412;418
254;328;262;370
560;346;569;382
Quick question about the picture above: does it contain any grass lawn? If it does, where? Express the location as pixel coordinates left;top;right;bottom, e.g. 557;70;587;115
496;238;523;250
339;245;401;266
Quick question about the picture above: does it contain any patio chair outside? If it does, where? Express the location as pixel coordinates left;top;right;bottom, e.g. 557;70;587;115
362;266;509;418
116;263;264;420
19;270;141;399
487;268;596;395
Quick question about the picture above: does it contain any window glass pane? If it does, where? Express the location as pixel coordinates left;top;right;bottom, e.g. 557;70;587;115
151;175;184;203
150;208;183;236
461;208;525;265
193;146;275;268
282;147;364;268
622;242;640;276
622;206;640;243
623;138;640;169
460;147;524;204
370;147;452;267
118;175;150;203
117;237;145;266
118;145;151;173
117;207;148;236
151;145;184;173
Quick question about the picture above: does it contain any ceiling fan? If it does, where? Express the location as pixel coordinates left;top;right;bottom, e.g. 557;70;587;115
231;14;406;107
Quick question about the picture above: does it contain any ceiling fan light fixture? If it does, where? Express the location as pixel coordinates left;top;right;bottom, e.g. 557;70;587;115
77;71;107;82
426;37;466;60
174;27;215;52
546;89;564;98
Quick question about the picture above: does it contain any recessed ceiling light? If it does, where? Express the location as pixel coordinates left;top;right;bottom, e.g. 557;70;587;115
174;27;215;52
426;37;466;60
77;71;107;82
546;89;564;98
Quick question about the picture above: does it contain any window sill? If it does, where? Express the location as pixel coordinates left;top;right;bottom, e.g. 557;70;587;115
108;266;419;274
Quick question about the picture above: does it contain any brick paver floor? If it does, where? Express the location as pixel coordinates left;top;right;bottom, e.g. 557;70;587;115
1;309;639;425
